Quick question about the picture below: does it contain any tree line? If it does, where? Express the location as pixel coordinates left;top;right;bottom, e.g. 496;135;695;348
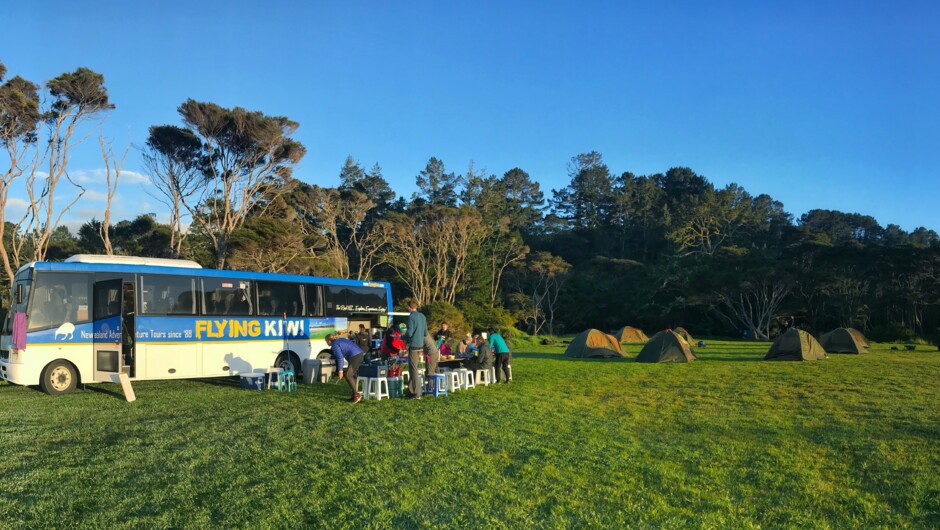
3;61;939;343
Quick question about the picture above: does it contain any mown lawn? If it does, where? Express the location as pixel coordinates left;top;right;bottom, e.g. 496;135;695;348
1;340;938;529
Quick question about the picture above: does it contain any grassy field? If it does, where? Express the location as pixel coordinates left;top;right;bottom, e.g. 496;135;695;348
1;339;938;529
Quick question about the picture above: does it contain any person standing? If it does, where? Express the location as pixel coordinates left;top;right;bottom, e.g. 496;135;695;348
424;332;439;381
354;324;371;353
404;301;428;399
488;329;512;383
326;334;365;403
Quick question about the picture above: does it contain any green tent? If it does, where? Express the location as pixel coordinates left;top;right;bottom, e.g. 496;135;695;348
820;327;868;354
564;329;624;358
764;329;827;361
636;330;697;363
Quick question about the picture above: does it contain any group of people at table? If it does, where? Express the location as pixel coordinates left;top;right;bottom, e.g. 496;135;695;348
325;300;513;403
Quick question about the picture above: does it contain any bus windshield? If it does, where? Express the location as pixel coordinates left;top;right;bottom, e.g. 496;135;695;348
27;272;91;331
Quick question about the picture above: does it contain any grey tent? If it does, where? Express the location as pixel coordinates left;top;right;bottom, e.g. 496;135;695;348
635;330;697;363
820;327;868;354
764;329;827;361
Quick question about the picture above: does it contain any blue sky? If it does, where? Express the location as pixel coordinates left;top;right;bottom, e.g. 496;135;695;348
3;0;939;231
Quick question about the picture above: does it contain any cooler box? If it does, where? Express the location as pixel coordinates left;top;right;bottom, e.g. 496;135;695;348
240;373;265;390
357;363;388;378
388;376;404;398
302;359;322;384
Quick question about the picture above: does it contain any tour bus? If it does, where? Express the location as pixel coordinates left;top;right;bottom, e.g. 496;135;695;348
0;255;393;394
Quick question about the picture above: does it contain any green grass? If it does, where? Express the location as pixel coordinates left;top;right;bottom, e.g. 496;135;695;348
1;340;938;529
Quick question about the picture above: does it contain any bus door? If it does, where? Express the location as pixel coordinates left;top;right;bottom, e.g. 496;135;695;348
92;278;125;382
122;281;137;377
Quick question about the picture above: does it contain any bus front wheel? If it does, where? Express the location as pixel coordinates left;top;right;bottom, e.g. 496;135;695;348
40;360;78;395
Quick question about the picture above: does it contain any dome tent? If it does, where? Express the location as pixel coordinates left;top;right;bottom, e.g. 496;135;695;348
847;328;871;348
820;327;868;354
635;330;697;363
614;326;649;343
764;329;827;361
674;327;695;344
564;329;624;358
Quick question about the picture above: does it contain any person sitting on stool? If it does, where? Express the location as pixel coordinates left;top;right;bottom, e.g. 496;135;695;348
463;335;493;372
326;333;365;404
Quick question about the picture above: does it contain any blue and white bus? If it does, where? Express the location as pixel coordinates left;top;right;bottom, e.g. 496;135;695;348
0;255;393;394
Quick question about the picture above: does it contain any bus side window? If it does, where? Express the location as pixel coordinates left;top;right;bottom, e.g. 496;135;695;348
203;279;253;316
306;284;323;317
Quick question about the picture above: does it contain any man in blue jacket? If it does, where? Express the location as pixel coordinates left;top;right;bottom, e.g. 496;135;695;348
326;333;365;403
404;300;427;398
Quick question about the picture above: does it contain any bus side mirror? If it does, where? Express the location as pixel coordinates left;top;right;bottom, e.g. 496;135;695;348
15;285;23;305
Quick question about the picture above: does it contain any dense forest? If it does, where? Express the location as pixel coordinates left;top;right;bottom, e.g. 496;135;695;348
3;63;940;343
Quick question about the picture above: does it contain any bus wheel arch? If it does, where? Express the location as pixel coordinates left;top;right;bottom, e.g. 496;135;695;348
275;350;301;375
40;359;80;395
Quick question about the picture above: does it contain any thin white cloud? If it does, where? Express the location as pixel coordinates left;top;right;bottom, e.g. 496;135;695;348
70;168;152;186
83;190;108;201
121;170;151;185
70;169;101;184
74;208;101;220
5;198;29;210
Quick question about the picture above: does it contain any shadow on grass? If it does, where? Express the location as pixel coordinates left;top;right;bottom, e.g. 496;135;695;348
83;384;126;400
512;352;633;362
192;377;244;389
694;355;764;362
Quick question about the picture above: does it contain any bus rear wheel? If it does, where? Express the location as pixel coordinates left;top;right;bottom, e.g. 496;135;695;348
40;360;78;395
275;352;301;376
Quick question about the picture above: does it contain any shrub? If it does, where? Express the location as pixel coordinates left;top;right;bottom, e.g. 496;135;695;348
420;301;469;340
457;301;516;334
868;322;915;343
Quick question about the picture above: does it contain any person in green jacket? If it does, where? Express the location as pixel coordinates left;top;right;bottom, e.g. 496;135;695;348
488;329;512;383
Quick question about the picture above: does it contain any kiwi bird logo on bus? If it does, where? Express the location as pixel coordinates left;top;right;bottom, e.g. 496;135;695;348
54;322;76;341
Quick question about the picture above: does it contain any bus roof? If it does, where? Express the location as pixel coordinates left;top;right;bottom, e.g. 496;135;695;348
21;259;390;289
65;254;203;268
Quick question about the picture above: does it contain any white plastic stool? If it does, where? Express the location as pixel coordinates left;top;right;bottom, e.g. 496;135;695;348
459;368;475;389
265;367;283;390
444;371;461;392
506;364;513;381
475;369;491;386
355;376;370;394
366;377;390;400
490;366;497;384
401;371;410;385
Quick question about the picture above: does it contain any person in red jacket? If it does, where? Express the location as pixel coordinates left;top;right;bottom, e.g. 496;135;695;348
380;324;407;358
